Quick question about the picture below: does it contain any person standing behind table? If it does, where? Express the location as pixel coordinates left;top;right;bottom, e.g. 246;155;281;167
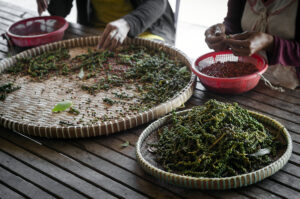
36;0;176;50
204;0;300;89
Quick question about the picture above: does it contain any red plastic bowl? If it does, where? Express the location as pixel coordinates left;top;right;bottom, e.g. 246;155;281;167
7;16;69;47
192;51;268;94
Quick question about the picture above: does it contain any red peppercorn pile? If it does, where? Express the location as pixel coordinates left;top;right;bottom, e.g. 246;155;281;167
200;61;259;78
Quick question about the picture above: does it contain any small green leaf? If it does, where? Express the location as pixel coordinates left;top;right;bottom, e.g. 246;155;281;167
78;67;84;79
52;100;72;112
121;141;130;147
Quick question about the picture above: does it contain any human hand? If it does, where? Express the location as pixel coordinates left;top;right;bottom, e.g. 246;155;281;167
205;23;228;51
98;19;130;51
36;0;48;16
225;31;274;56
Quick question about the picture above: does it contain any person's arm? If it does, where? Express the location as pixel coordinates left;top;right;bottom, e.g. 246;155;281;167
98;0;168;50
268;36;300;67
223;0;245;35
36;0;48;16
122;0;168;37
47;0;74;18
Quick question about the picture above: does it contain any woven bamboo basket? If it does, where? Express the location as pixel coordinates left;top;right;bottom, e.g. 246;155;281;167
0;36;195;138
136;109;292;190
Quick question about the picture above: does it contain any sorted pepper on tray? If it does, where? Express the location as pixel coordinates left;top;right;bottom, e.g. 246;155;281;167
150;99;284;178
82;45;190;109
6;48;70;79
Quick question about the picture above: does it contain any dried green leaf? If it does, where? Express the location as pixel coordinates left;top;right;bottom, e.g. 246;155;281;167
78;67;84;79
121;141;130;147
249;148;271;157
52;100;72;112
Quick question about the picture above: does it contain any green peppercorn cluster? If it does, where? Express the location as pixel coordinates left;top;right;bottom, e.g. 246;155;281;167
152;99;284;177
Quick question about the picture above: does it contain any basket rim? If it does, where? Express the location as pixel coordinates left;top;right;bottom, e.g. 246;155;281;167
136;108;293;189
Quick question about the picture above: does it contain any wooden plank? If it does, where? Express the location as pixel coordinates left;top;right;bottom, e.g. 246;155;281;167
270;171;300;191
290;133;300;144
0;38;7;46
0;135;116;199
0;166;55;199
209;192;250;199
0;7;25;18
289;154;300;166
251;80;300;99
0;132;147;199
254;83;300;105
0;19;13;27
38;139;185;199
112;131;141;147
0;11;22;23
72;139;215;199
281;163;300;178
245;89;300;115
238;186;282;199
293;142;300;155
0;150;86;199
0;1;35;16
256;179;300;199
21;12;35;19
0;183;26;199
68;22;101;35
67;24;97;37
0;43;8;53
0;22;8;31
95;136;137;160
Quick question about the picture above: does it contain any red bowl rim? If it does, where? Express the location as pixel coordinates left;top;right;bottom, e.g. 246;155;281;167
6;16;69;39
192;50;268;81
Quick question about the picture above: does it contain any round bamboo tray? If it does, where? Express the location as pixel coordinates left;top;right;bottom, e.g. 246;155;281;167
0;36;195;138
136;109;292;190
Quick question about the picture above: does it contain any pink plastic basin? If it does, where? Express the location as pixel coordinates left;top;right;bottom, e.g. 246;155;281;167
192;51;268;94
7;16;69;47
